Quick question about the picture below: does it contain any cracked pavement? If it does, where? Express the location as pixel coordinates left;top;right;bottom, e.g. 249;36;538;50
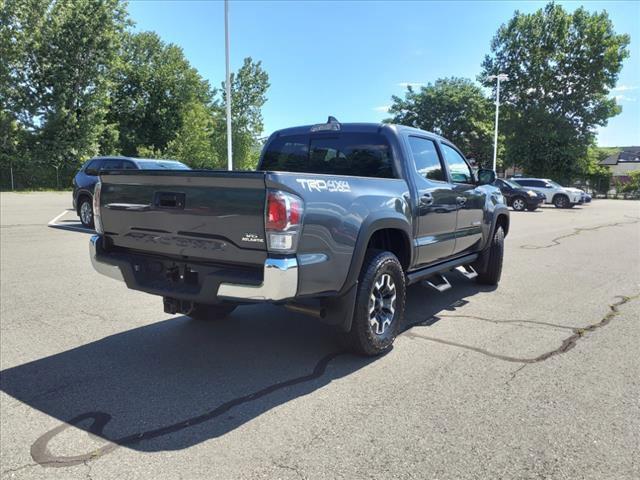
1;193;639;479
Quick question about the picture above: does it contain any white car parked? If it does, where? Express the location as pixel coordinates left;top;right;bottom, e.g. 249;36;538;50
510;178;584;208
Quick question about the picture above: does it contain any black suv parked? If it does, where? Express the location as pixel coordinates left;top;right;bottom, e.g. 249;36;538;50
493;178;545;211
72;157;189;227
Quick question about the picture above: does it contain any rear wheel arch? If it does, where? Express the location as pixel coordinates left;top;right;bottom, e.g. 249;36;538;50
340;218;413;296
495;213;509;237
552;193;568;203
365;228;411;272
76;192;92;215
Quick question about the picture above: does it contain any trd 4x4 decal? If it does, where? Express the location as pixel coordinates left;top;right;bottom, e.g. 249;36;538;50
296;178;351;193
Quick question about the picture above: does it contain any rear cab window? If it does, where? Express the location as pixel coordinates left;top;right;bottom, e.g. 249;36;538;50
261;132;395;178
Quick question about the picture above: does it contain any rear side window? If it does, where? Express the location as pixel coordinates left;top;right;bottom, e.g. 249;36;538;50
262;133;394;178
85;159;103;172
407;136;445;182
136;160;190;170
101;159;125;170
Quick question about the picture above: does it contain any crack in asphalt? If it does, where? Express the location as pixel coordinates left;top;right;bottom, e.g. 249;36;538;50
436;314;577;331
24;293;639;469
506;364;528;386
1;462;40;476
272;460;307;480
404;294;638;365
520;217;640;250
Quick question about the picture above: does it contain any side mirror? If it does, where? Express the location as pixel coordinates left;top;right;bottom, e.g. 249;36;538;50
477;168;496;186
85;168;98;176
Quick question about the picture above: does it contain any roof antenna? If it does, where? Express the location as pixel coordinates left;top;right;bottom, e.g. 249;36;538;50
327;116;339;124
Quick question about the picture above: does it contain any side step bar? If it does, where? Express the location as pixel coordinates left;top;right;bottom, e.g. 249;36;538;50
455;264;478;279
422;273;452;292
406;253;479;285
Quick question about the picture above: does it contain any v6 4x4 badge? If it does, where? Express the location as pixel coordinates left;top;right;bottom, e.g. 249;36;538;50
241;233;264;243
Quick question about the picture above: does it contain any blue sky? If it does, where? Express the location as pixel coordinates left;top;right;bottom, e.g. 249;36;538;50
128;0;639;147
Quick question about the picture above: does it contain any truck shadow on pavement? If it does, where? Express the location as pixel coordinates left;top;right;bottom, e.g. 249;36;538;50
0;281;488;467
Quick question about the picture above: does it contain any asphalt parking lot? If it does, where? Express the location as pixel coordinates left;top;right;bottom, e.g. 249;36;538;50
1;192;639;480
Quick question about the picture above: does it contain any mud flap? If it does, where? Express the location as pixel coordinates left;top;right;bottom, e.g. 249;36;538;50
321;283;358;332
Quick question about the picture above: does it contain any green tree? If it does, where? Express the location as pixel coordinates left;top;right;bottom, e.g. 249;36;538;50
105;31;212;157
579;145;615;194
165;101;219;168
387;78;495;167
0;0;128;188
623;170;640;194
480;2;630;182
214;57;270;170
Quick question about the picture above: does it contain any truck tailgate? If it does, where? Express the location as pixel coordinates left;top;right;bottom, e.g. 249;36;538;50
98;170;268;265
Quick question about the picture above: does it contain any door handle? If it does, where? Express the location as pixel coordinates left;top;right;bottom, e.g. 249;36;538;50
456;196;467;206
421;193;434;206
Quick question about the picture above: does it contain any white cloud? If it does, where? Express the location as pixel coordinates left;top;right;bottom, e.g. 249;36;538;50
397;82;424;89
373;105;390;113
611;85;638;92
614;95;637;102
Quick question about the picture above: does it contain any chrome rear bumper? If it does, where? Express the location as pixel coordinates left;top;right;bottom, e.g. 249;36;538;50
90;235;125;282
90;235;298;301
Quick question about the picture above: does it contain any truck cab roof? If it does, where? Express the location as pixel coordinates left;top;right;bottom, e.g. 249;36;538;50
270;122;449;144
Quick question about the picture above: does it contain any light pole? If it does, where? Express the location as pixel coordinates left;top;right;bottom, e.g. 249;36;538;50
224;0;232;170
488;73;508;172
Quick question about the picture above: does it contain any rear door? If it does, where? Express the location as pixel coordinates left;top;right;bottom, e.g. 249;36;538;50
440;142;485;255
98;171;268;265
406;135;458;265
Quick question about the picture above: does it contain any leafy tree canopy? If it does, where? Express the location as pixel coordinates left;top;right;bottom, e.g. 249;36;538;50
480;2;630;182
387;77;496;167
105;31;213;157
1;0;128;187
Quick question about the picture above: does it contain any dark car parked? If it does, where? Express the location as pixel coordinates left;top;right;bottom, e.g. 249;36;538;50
72;156;189;227
493;178;545;211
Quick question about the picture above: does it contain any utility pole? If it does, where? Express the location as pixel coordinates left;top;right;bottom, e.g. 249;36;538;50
488;73;509;172
224;0;233;170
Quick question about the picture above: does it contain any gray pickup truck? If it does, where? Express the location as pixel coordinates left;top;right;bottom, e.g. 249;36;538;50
90;118;509;355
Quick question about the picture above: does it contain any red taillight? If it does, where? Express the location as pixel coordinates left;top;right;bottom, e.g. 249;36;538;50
266;191;302;231
267;192;288;231
265;190;304;253
289;198;302;225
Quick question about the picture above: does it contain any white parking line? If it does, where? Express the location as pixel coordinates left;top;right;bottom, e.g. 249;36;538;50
47;209;95;233
47;210;71;226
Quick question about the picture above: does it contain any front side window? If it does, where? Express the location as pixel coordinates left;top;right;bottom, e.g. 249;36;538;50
262;132;394;178
441;143;473;184
407;136;445;182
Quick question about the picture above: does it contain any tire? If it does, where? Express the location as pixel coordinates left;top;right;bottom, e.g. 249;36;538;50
476;226;504;286
511;197;527;211
553;195;569;208
189;303;237;321
344;250;406;356
79;196;94;228
526;205;538;212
